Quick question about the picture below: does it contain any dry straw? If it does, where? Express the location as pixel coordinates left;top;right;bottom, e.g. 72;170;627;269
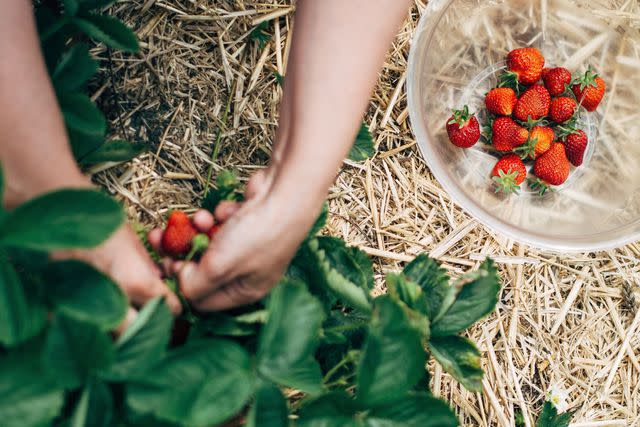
92;0;639;425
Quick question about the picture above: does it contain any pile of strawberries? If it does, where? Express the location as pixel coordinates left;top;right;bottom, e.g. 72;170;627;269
446;47;606;195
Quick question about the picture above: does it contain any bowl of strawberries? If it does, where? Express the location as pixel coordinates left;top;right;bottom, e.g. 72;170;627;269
407;0;640;251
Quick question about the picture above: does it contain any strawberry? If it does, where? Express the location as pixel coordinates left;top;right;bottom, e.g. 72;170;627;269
491;154;527;194
446;105;480;148
532;143;570;193
491;117;528;151
564;130;588;166
542;67;572;96
549;97;577;124
572;67;606;112
485;87;518;116
516;126;554;159
514;85;551;122
161;211;198;257
506;47;545;85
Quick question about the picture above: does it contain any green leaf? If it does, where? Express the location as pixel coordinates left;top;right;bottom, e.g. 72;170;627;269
71;379;113;427
298;392;458;427
42;315;115;388
195;310;263;337
69;128;106;161
0;340;65;427
73;14;140;53
431;259;500;336
104;297;172;381
249;21;271;49
0;189;124;251
52;43;98;92
80;140;148;165
367;393;458;427
60;93;106;137
403;254;454;321
536;401;572;427
257;280;325;394
385;273;430;336
429;335;483;392
305;237;372;313
45;260;127;330
79;0;117;12
63;0;80;16
308;202;328;237
36;7;70;42
246;382;288;427
126;340;254;427
297;392;359;427
348;122;375;161
201;170;242;211
0;255;47;346
356;296;426;406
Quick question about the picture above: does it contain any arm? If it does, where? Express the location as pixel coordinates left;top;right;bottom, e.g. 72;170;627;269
0;1;180;315
171;0;412;310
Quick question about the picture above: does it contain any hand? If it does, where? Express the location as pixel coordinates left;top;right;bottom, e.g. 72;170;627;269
148;169;320;311
54;224;182;318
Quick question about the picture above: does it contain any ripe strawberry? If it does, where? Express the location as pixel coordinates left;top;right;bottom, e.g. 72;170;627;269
161;211;198;257
492;117;528;151
514;85;551;122
564;130;588;166
533;143;570;190
549;97;577;124
516;126;554;159
485;87;518;116
491;154;527;194
506;47;545;85
572;67;606;112
446;105;480;148
542;67;572;96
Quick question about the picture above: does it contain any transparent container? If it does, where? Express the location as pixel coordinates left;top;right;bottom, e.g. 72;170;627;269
407;0;640;251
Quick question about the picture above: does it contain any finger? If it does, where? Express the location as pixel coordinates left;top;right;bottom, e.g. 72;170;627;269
147;228;164;253
178;256;229;301
126;276;182;315
192;209;215;232
114;307;138;336
193;278;267;311
214;201;241;223
245;169;269;198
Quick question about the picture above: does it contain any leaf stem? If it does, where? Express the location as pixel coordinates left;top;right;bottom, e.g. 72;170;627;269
204;81;235;195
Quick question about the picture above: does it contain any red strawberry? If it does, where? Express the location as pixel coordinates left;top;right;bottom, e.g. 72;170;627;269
533;143;570;191
542;67;572;96
492;117;528;151
161;211;198;257
516;126;554;159
549;97;577;124
572;67;606;112
564;130;588;166
446;106;480;148
485;88;518;116
491;154;527;194
506;47;545;85
514;85;551;122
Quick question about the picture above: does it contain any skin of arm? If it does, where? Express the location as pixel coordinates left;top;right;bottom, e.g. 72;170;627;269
0;0;181;315
158;0;413;310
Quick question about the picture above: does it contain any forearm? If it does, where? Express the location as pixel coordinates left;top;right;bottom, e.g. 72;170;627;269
270;0;411;211
0;1;89;208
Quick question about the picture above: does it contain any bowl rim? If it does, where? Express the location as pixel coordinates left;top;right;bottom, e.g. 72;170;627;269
406;1;640;252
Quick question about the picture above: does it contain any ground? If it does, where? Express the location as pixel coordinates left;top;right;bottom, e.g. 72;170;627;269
95;1;639;425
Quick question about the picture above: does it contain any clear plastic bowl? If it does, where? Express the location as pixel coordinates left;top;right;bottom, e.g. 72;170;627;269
407;0;640;251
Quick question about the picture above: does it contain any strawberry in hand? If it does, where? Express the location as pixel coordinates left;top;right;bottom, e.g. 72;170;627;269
446;105;480;148
572;66;606;112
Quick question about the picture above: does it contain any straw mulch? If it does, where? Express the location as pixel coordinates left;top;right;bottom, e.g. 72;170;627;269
92;1;640;425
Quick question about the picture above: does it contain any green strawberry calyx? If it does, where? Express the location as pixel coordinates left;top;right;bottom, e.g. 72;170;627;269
492;168;522;194
573;65;600;91
448;105;473;128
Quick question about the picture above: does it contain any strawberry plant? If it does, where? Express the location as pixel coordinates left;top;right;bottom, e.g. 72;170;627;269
35;0;145;166
0;158;501;426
